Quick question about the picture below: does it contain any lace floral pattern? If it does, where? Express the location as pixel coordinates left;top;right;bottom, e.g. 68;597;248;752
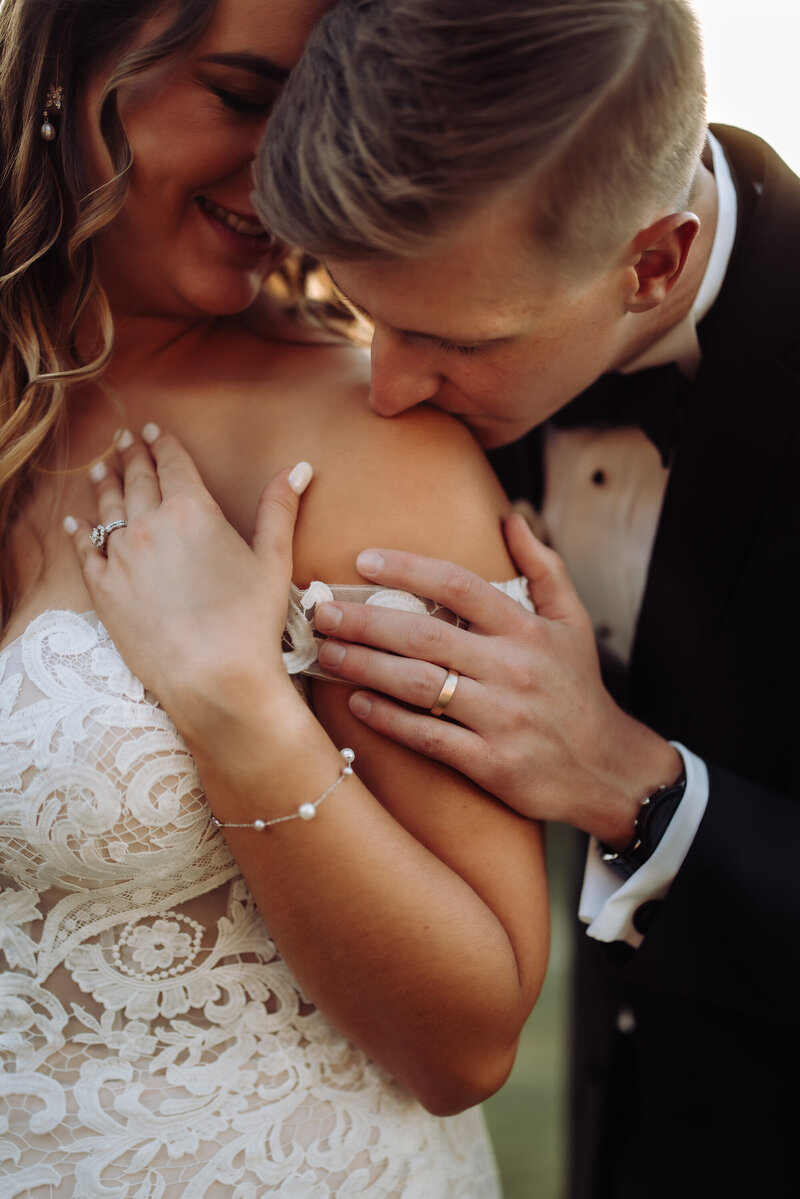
0;582;529;1197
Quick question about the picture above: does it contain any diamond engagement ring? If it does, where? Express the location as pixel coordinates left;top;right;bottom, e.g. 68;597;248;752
90;520;128;555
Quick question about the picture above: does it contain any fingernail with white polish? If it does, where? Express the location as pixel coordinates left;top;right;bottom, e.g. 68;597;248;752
288;461;313;495
318;640;346;667
315;604;342;632
141;423;160;445
63;515;78;535
349;692;372;717
89;461;107;483
356;550;385;577
117;429;134;451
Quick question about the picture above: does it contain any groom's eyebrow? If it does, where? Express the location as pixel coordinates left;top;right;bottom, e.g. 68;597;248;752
327;272;507;346
199;52;291;84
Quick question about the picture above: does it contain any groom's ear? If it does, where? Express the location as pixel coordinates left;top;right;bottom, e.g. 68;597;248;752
623;212;700;313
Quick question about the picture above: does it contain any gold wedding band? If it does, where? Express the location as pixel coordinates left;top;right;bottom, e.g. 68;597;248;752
430;669;459;716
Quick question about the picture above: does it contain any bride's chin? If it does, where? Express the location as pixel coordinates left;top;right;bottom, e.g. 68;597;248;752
104;259;282;324
197;258;286;318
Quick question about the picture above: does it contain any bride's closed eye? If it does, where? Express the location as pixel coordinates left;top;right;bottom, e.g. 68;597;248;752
210;86;278;117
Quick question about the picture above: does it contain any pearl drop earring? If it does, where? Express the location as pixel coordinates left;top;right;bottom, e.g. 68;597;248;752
40;85;63;142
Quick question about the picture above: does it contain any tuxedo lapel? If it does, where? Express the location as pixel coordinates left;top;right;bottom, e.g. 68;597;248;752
628;346;799;737
487;425;545;510
628;128;800;739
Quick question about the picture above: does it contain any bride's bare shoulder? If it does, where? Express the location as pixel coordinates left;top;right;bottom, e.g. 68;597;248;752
208;308;513;582
293;401;514;586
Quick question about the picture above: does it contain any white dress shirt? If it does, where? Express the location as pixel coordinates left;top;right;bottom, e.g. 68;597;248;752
540;132;738;947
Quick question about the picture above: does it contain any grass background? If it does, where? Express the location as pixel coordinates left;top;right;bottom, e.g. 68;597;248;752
483;823;574;1199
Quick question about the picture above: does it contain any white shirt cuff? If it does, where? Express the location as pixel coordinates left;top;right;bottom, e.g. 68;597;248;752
578;743;709;948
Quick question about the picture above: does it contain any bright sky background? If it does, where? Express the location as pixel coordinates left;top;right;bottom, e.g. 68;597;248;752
693;0;800;174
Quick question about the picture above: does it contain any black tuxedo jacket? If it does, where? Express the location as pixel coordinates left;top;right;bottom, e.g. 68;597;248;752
490;127;800;1199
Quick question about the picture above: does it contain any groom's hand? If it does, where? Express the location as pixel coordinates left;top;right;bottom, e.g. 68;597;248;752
314;513;681;844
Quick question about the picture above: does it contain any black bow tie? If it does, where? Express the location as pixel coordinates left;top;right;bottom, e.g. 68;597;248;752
550;361;690;467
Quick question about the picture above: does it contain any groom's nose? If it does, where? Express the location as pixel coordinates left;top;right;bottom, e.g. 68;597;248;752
368;325;442;417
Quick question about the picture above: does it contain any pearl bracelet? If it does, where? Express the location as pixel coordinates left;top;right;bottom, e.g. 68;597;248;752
211;749;356;831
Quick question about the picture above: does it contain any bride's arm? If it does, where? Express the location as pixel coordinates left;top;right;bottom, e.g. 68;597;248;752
71;409;548;1116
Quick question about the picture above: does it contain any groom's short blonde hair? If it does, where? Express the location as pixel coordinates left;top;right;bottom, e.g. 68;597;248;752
255;0;707;269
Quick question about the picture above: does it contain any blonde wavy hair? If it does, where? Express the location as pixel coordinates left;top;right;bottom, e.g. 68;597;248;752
0;0;218;632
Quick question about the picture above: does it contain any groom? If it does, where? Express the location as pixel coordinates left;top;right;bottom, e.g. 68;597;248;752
258;2;800;1196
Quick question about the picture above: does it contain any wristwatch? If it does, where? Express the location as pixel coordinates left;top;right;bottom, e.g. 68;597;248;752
598;770;687;879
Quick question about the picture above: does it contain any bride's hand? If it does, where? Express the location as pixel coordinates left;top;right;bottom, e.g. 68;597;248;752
66;426;313;739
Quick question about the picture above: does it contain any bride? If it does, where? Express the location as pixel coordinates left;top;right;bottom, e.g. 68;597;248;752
0;0;548;1194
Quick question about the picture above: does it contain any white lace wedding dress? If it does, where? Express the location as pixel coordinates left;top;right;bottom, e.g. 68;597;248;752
0;578;530;1198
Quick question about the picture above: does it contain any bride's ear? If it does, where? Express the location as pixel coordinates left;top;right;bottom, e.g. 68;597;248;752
623;212;700;313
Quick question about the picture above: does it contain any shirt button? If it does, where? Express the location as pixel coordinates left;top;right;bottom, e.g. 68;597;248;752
616;1005;636;1034
633;899;662;934
596;624;613;641
591;469;607;486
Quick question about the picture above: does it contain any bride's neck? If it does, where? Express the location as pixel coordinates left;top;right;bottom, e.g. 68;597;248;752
103;310;220;383
55;306;228;474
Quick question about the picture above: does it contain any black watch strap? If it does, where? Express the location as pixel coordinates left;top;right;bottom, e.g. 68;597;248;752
598;770;687;879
